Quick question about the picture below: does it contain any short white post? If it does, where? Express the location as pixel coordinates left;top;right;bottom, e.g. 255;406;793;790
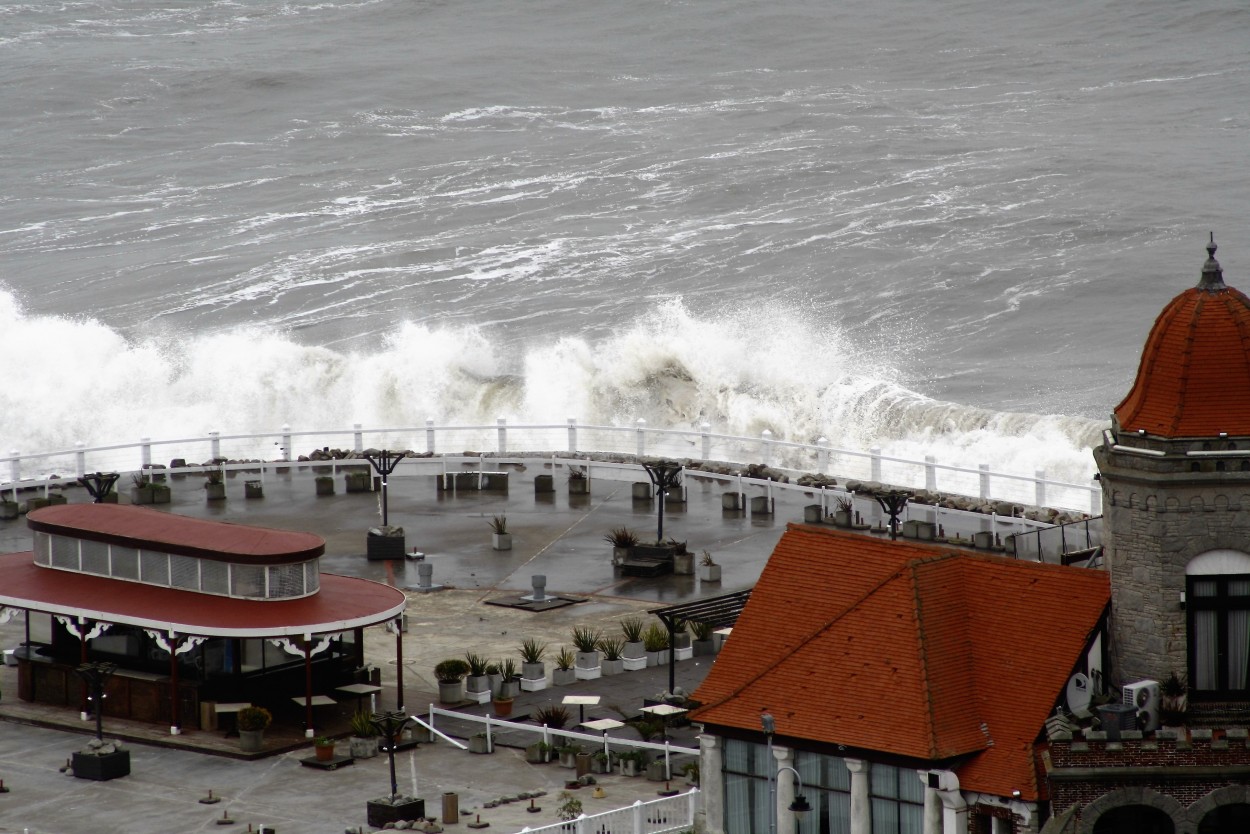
870;446;882;482
567;417;578;454
497;417;507;455
75;441;86;479
632;799;644;832
9;450;19;484
140;437;152;469
1090;480;1103;515
817;437;830;473
281;424;292;461
924;455;937;492
701;422;712;461
636;419;647;458
761;429;774;468
1035;469;1047;508
209;431;221;461
979;463;991;500
485;714;493;752
426;418;436;454
353;423;364;451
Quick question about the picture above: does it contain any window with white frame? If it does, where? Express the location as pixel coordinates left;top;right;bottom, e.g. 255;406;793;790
1187;550;1250;697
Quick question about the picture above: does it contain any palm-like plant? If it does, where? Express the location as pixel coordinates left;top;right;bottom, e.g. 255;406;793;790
518;637;547;664
571;626;604;653
599;636;625;661
464;651;489;677
620;616;646;643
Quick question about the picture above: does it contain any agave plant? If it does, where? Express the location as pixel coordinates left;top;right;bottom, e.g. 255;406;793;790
620;616;646;643
464;651;490;677
571;626;604;653
599;636;625;661
518;637;547;664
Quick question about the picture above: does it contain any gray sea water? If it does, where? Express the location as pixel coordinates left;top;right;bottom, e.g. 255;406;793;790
1;0;1248;486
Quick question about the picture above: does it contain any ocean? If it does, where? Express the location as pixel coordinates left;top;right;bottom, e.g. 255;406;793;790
2;0;1248;487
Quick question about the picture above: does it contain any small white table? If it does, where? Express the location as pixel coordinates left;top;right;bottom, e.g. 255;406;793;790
292;695;337;707
639;703;688;740
581;717;625;756
336;683;383;712
214;702;252;737
562;694;601;724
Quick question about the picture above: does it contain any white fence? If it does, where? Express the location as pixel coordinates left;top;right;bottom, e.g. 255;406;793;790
1;418;1100;514
510;789;698;834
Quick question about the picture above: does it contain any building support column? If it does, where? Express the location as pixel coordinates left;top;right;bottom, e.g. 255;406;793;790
846;758;871;834
303;636;314;738
698;733;725;834
933;771;967;834
168;633;181;735
773;745;795;834
394;618;405;712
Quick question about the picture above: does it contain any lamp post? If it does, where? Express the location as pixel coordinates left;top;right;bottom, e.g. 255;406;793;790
76;661;117;741
641;458;683;543
762;709;813;834
874;490;911;540
362;450;405;528
369;709;413;803
78;472;120;503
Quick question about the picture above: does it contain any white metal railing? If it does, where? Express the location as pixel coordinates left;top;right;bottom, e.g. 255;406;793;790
1;418;1101;514
511;789;698;834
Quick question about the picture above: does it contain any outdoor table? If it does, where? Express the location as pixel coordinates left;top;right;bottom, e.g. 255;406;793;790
214;702;251;738
562;694;601;725
336;683;383;713
639;703;687;741
580;717;625;755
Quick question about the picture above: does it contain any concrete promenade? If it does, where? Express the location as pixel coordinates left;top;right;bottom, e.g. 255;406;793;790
0;461;795;834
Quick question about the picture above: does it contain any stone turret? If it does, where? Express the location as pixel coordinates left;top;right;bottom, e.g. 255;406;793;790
1094;235;1250;688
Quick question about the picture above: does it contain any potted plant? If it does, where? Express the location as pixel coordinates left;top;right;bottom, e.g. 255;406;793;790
682;761;700;786
557;742;583;769
590;749;615;774
518;637;548;686
672;619;693;660
492;679;515;718
691;620;716;656
571;626;603;680
568;468;589;495
556;790;583;822
834;495;854;527
203;469;226;501
698;551;721;582
130;472;155;505
434;658;470;704
314;736;336;762
468;732;492;754
620;616;647;671
497;658;521;699
534;704;571;730
344;468;371;493
525;740;554;763
315;474;335;496
618;748;648;777
604;527;639;565
236;706;271;753
0;492;18;521
349;710;380;759
489;515;512;551
599;636;625;676
1162;671;1189;726
553;646;577;686
643;622;670;666
463;652;491;702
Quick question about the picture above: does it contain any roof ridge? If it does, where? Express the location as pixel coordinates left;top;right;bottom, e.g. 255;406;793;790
908;555;971;759
696;549;957;716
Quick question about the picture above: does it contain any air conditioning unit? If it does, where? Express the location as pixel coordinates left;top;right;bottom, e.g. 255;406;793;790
1123;680;1161;732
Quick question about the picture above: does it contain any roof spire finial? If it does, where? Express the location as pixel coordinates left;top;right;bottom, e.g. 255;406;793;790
1198;231;1224;291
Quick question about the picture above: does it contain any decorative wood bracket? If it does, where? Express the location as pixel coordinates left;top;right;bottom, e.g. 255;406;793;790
57;616;109;641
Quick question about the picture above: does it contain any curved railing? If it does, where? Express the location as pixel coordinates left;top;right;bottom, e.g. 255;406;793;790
1;418;1100;514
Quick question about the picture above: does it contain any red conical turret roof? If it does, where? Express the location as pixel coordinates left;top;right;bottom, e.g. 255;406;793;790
1115;236;1250;438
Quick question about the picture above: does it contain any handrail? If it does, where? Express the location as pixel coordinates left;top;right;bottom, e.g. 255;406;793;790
1;419;1100;514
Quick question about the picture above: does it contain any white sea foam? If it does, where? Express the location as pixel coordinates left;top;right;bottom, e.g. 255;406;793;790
0;291;1103;489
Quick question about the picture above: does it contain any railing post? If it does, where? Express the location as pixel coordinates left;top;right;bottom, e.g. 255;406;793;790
576;813;589;834
567;418;578;454
1035;469;1047;508
636;419;646;458
425;419;436;454
353;423;364;451
632;799;644;833
1090;480;1103;515
701;422;711;461
979;463;991;500
817;437;830;473
497;417;507;455
209;431;221;461
75;441;86;479
870;446;882;482
760;430;773;468
140;437;152;469
9;450;19;484
687;787;698;824
924;455;937;492
281;424;292;461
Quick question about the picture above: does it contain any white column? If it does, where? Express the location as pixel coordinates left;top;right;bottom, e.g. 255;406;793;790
773;745;795;834
698;734;726;834
497;417;507;455
846;758;870;834
567;417;578;453
425;418;436;454
921;771;941;834
931;770;967;834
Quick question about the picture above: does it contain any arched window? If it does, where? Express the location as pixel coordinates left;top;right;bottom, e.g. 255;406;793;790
1187;551;1250;696
1199;803;1250;834
1091;805;1173;834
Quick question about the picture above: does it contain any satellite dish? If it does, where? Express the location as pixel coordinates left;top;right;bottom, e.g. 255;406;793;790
1066;672;1092;715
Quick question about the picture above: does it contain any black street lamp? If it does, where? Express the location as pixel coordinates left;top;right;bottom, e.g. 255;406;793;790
362;450;406;528
78;472;120;504
369;709;413;802
641;458;683;543
76;661;117;741
761;709;812;834
874;490;911;540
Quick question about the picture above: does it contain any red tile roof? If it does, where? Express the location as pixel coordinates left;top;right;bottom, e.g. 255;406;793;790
0;551;406;637
1115;242;1250;438
690;524;1109;800
27;504;324;564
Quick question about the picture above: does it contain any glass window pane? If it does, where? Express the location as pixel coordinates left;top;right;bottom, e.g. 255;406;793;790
1195;610;1219;690
871;763;899;798
1193;580;1218;597
111;546;138;579
898;769;925;804
872;798;900;834
231;564;265;598
1230;580;1250;596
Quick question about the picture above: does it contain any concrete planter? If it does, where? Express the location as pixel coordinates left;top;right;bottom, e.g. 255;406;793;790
367;797;425;829
699;564;722;582
673;551;695;575
553;668;577;686
492;532;513;551
623;655;648;671
438;680;465;704
568;477;589;495
204;483;226;501
72;750;130;781
344;471;371;493
693;639;716;656
601;658;625;676
315;476;335;496
366;529;406;561
468;735;492;754
0;501;18;520
238;729;265;753
534;474;554;494
349;736;379;759
244;480;264;499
